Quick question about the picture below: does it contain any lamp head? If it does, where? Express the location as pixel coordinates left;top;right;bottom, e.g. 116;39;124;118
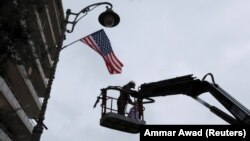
98;8;120;27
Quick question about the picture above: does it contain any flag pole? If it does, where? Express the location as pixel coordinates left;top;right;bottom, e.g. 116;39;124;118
61;37;87;50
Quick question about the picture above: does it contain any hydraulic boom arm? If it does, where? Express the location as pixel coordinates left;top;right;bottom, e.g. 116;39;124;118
137;74;250;124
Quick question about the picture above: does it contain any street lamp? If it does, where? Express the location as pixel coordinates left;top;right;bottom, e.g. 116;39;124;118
31;2;120;141
65;2;120;33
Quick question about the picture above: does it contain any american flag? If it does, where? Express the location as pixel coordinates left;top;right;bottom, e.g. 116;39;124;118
80;29;123;74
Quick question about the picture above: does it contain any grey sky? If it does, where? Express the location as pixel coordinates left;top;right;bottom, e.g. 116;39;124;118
42;0;250;140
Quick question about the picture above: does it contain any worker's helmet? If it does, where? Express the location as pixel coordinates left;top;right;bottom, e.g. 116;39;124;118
128;81;136;88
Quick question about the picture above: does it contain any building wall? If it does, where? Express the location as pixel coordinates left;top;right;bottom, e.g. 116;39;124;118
0;0;65;140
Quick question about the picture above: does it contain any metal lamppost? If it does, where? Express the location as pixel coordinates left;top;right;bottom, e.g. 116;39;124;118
31;2;120;141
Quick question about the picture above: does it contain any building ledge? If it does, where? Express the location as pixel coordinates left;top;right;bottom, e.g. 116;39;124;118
0;76;33;140
0;128;12;141
5;62;41;118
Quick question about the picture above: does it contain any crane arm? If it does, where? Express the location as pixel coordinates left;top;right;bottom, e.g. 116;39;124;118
138;74;250;124
138;74;205;98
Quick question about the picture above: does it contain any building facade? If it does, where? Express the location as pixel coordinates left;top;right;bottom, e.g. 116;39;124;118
0;0;64;140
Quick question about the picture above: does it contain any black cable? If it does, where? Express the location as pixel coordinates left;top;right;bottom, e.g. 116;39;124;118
202;73;216;84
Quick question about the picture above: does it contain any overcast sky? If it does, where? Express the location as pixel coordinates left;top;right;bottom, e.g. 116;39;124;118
42;0;250;140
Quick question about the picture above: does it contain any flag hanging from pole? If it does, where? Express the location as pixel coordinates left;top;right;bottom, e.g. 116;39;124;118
80;29;123;74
